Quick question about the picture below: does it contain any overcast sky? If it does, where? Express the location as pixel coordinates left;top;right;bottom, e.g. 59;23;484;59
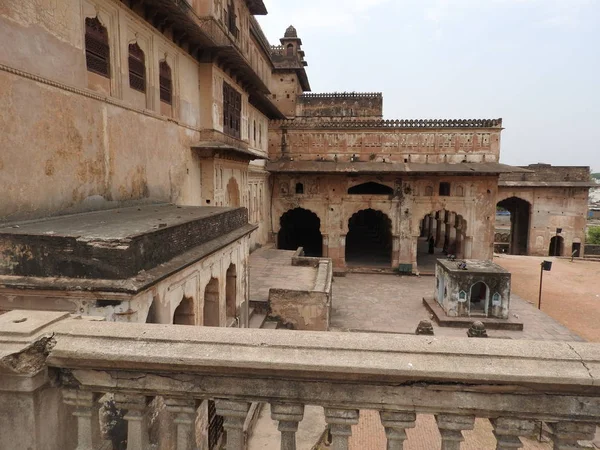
258;0;600;170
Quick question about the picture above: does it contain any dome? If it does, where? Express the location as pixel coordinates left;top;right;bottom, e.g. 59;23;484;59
284;25;297;38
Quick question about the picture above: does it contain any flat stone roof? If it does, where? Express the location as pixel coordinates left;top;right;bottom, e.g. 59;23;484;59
0;204;251;280
437;259;509;274
0;203;232;240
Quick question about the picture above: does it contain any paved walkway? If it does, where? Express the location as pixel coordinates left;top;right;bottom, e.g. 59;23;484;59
330;274;583;341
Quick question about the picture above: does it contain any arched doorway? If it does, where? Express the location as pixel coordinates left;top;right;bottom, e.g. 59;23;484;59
226;264;237;323
496;197;530;255
469;282;489;316
277;208;323;257
345;209;392;267
173;297;195;325
203;278;220;327
226;177;240;207
549;236;564;256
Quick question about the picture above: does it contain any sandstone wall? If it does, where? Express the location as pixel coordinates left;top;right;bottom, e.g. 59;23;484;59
268;123;502;164
497;186;589;256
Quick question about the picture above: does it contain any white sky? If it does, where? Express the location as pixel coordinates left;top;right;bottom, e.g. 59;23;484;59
257;0;600;170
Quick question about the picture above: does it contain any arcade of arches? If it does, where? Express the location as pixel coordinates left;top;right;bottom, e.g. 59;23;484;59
417;210;468;272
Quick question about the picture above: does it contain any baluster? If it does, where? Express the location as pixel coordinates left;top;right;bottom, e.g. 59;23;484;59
324;408;359;450
379;411;416;450
271;403;305;450
435;414;475;450
491;418;536;449
548;422;597;450
62;390;103;450
114;393;150;450
165;398;197;450
215;400;250;450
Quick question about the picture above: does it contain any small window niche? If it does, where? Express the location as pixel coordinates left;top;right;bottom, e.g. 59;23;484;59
159;60;173;116
128;43;146;93
85;17;111;93
439;182;451;196
425;186;434;197
459;290;467;302
295;182;304;194
492;293;502;306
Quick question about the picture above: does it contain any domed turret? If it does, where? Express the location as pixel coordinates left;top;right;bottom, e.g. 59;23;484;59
284;25;297;38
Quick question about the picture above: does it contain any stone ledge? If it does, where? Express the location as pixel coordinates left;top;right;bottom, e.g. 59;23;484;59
423;297;524;331
0;204;248;280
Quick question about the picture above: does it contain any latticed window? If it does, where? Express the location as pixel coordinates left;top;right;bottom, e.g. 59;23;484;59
227;0;239;37
223;82;241;138
128;43;146;93
159;61;172;104
85;17;110;78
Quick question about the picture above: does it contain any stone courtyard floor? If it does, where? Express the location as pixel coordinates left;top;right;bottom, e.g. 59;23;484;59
330;273;583;341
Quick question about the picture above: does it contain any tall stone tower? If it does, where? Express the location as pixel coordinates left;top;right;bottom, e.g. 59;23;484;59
270;25;310;118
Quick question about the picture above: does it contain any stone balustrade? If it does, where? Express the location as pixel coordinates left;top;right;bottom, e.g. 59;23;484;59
1;310;599;450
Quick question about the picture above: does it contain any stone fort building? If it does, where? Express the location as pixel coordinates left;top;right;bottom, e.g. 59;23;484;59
0;0;594;320
0;1;599;450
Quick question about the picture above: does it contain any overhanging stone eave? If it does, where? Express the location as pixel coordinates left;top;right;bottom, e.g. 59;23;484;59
0;223;258;295
192;142;267;160
498;181;598;188
265;161;529;175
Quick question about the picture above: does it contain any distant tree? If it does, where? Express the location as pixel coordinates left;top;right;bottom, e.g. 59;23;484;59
588;226;600;245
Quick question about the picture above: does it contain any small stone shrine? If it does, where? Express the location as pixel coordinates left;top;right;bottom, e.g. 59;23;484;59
434;259;511;319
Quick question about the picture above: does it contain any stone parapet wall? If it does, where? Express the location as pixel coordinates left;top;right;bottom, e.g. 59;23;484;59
297;92;383;118
2;310;600;450
500;164;591;182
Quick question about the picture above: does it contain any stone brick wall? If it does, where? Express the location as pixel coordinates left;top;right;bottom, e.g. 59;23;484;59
500;164;591;182
297;93;383;118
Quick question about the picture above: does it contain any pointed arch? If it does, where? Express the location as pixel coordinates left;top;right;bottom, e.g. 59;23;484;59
345;209;392;267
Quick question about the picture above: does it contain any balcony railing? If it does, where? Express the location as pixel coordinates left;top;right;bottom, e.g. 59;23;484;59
1;310;599;450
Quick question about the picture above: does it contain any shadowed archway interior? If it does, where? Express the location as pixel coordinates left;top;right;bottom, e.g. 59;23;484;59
497;197;530;255
345;209;392;267
278;208;323;257
348;182;394;195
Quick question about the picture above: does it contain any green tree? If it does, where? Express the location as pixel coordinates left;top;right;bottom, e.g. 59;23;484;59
588;226;600;245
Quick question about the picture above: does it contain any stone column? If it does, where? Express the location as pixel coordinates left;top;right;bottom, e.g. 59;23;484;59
436;219;444;248
322;234;329;258
491;418;536;450
165;398;197;450
392;235;401;267
114;393;150;450
548;422;597;450
63;390;102;450
435;414;475;450
215;400;250;450
429;215;437;240
324;408;359;450
379;411;416;449
271;403;305;450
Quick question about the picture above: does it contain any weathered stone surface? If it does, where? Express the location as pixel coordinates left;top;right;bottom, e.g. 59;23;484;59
0;204;248;279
